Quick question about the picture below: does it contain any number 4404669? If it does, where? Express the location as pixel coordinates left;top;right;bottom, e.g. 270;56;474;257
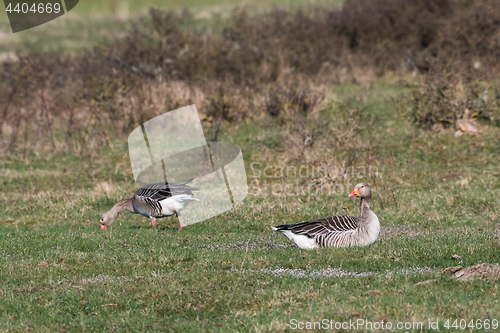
444;319;498;330
5;2;62;14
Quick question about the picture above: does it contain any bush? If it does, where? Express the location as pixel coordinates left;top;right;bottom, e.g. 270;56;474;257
3;0;500;155
405;76;500;128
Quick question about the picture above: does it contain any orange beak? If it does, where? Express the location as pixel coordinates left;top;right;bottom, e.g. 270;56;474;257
348;187;359;197
100;224;107;230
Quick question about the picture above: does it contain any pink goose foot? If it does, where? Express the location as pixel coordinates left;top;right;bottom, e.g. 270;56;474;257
177;214;182;231
151;218;157;228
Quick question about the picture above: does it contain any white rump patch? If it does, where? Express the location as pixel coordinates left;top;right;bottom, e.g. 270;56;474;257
279;230;319;250
160;194;200;216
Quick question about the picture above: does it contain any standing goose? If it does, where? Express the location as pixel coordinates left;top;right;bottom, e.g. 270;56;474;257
99;180;199;231
272;183;380;249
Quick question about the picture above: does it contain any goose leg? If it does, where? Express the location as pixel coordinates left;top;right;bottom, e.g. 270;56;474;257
151;217;157;228
176;212;182;231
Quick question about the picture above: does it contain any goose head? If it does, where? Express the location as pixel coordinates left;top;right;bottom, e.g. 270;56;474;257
99;210;116;230
348;183;371;198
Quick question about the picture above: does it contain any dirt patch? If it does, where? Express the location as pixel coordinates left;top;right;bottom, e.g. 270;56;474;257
441;266;462;275
453;263;500;282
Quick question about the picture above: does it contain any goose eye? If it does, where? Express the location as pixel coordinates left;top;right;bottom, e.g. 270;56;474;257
362;186;364;188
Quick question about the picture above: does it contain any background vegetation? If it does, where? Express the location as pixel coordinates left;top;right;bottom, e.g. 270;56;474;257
1;0;499;331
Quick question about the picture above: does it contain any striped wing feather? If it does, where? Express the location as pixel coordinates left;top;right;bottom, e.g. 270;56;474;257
132;180;199;218
133;180;199;202
278;215;360;248
286;215;359;237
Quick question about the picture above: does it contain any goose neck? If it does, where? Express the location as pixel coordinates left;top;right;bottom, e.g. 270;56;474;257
112;198;134;216
359;197;372;219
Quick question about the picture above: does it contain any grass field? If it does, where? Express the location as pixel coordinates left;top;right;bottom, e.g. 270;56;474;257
1;0;500;332
1;78;500;332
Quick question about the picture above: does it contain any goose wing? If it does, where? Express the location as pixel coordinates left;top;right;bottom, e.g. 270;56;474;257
133;180;199;202
274;215;359;238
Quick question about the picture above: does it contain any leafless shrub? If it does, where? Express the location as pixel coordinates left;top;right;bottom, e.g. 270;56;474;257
401;76;500;129
279;101;373;163
2;0;500;154
266;79;324;118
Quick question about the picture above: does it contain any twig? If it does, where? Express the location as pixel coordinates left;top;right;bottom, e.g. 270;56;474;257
22;111;29;160
368;138;385;210
30;108;44;154
64;102;75;149
79;111;95;157
1;80;20;134
212;114;222;142
8;105;22;152
390;150;398;209
27;57;56;151
123;111;135;138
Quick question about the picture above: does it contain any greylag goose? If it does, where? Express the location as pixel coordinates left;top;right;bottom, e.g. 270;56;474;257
99;180;199;231
272;183;380;249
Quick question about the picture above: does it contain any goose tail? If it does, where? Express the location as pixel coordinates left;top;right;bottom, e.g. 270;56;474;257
272;224;291;231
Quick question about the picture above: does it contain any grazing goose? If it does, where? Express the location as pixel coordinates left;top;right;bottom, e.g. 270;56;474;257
272;183;380;249
99;180;199;231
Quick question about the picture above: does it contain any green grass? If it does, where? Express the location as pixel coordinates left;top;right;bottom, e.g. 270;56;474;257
1;77;500;331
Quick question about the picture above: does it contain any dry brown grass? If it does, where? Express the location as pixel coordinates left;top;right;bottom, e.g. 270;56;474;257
2;0;500;157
